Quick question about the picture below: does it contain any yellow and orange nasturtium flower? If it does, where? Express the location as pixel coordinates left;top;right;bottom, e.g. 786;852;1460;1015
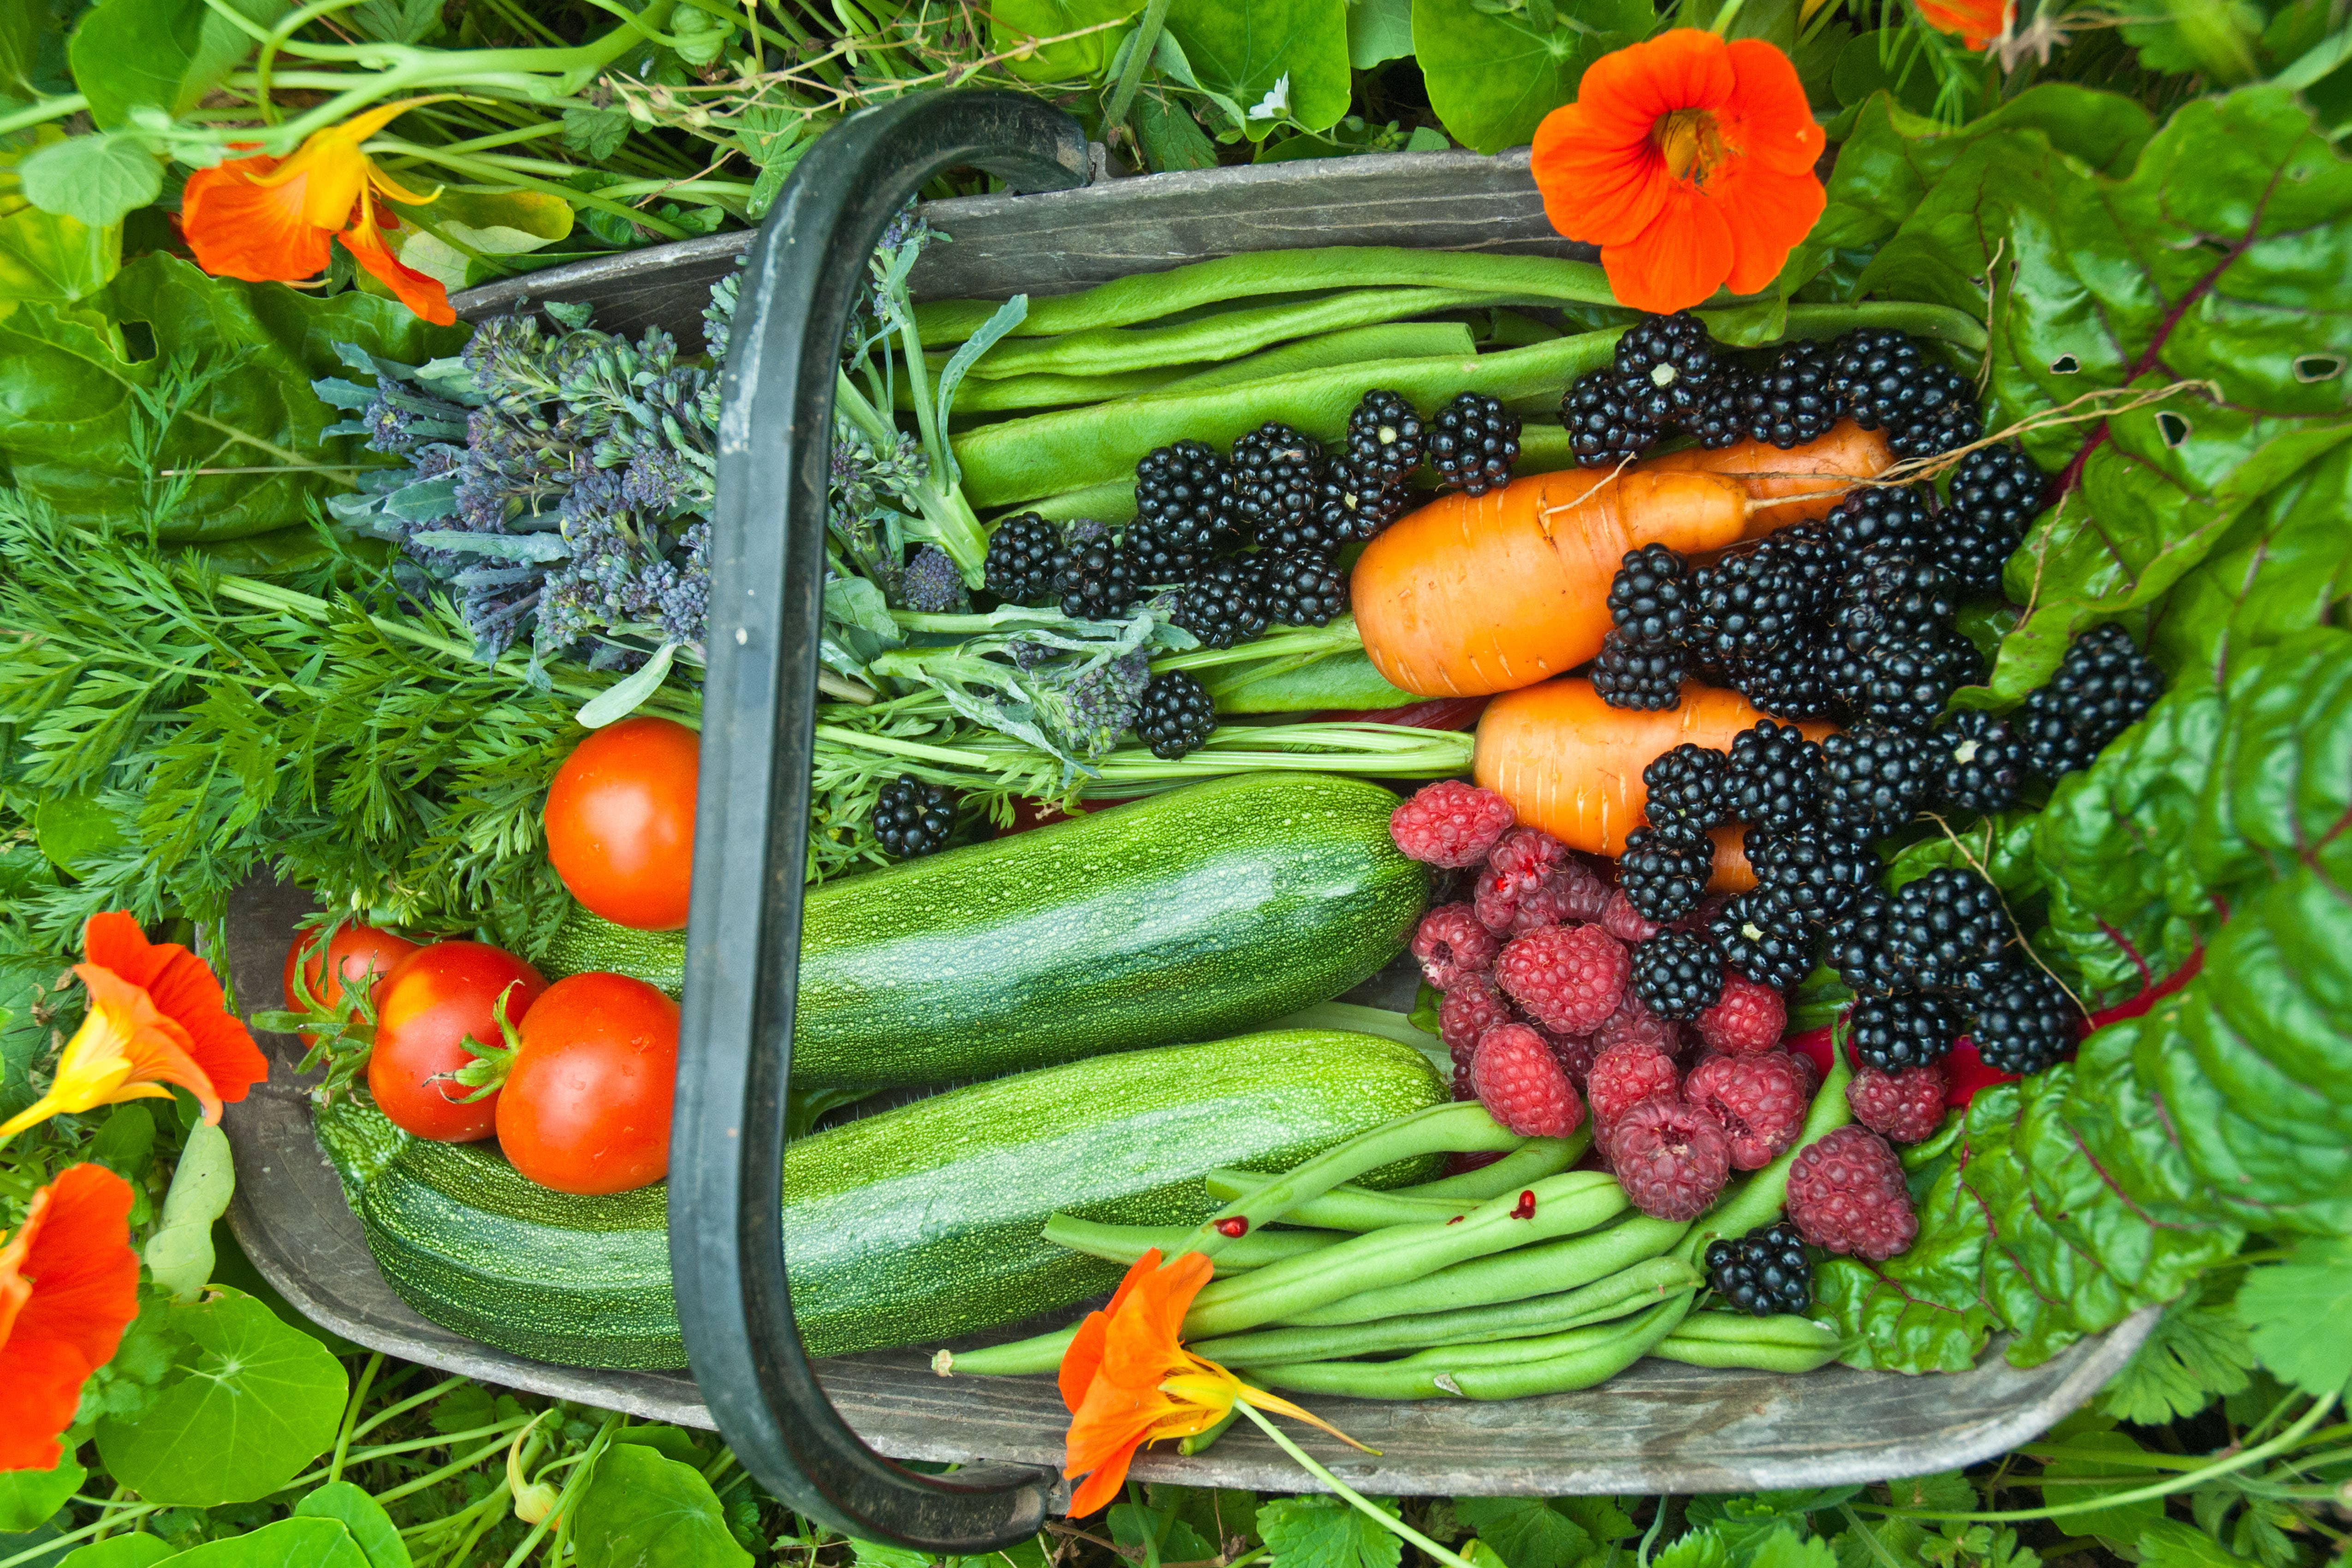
1915;0;2011;50
1530;29;1826;315
179;99;455;325
0;912;269;1143
0;1164;141;1471
1060;1248;1367;1516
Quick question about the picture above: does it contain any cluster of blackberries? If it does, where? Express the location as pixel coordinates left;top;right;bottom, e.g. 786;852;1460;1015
1560;317;1985;469
872;773;956;859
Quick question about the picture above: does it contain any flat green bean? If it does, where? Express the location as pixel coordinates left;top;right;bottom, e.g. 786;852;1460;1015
1283;1212;1688;1325
1402;1136;1582;1200
1652;1311;1843;1372
1203;1168;1479;1230
1041;1215;1345;1270
1193;1255;1697;1367
913;247;1621;344
1181;1171;1627;1340
951;288;1526;381
1254;1294;1693;1400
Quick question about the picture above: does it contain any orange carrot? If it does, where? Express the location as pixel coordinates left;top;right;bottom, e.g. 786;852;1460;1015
1642;420;1894;535
1351;467;1751;698
1472;677;1834;886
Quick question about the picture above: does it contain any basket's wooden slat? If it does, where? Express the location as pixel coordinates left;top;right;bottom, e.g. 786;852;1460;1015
220;873;2155;1494
449;148;1592;345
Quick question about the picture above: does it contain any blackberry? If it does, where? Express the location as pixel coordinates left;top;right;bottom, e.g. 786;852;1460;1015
1825;484;1937;564
1428;393;1520;495
1824;641;1875;717
1829;328;1928;431
1857;632;1973;730
1751;523;1844;620
2019;695;2098;778
1747;821;1875;927
1644;744;1731;837
1934;709;2025;813
1614;311;1722;425
1733;640;1835;721
1827;887;1909;998
1562;371;1662;468
1173;557;1269;650
1135;671;1217;759
1592;633;1687;710
1821;725;1936;841
2024;624;2167;778
1693;367;1754;450
982;512;1064;606
1889;867;2013;992
1125;519;1206;585
1344;390;1425;485
1632;931;1727;1020
1693;547;1808;664
1311;463;1408;547
1833;556;1954;654
1850;992;1959;1072
1743;340;1840;449
1941;443;2046;596
1259;548;1348;627
1706;1219;1813;1316
1887;359;1981;460
1227;423;1326;551
1056;525;1141;620
1709;885;1817;990
873;774;955;858
1970;962;2078;1075
1620;826;1713;923
1132;440;1235;558
1725;719;1826;833
1607;543;1693;649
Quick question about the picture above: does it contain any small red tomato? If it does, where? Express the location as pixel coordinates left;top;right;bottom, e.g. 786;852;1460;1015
494;971;679;1195
368;942;549;1142
544;717;700;932
282;923;422;1046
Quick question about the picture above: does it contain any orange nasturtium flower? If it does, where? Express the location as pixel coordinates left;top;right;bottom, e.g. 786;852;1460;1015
0;1164;141;1471
0;913;268;1143
1915;0;2011;49
1060;1249;1367;1516
179;99;455;325
1530;29;1826;315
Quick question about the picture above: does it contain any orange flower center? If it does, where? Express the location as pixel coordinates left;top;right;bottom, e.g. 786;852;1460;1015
1653;108;1731;186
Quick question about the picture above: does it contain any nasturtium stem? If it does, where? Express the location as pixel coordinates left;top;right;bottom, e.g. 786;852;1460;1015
328;1350;384;1482
1229;1400;1483;1568
1100;0;1173;134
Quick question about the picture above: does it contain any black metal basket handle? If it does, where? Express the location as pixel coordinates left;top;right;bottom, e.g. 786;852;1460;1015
673;90;1090;1550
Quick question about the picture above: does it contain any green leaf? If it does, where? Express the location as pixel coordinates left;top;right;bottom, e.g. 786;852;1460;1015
1345;0;1411;69
2150;440;2352;683
2037;1429;2163;1548
1550;1501;1636;1544
2137;1520;2260;1568
609;1425;710;1466
145;1118;234;1301
14;136;162;231
1258;1494;1404;1568
1745;1530;1837;1568
294;1483;410;1568
34;790;126;873
1135;92;1221;172
2233;1235;2352;1396
990;0;1136;80
57;1538;178;1568
1651;1530;1729;1568
94;1288;349;1506
66;0;203;126
1110;1503;1217;1567
0;1460;82;1534
570;1443;753;1568
1453;1499;1593;1568
2097;1279;2252;1424
1165;0;1351;140
667;3;732;64
145;1517;369;1568
562;107;631;162
1411;0;1585;156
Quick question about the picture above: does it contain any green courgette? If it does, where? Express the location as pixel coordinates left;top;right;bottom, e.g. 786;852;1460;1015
541;772;1427;1091
317;1029;1444;1370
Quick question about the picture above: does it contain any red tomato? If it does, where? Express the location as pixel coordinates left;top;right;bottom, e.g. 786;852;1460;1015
494;972;679;1195
282;923;422;1046
544;717;700;931
368;942;549;1143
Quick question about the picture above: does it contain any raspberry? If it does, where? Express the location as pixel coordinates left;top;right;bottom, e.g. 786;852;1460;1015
1470;1024;1587;1138
1786;1125;1918;1260
1552;859;1614;924
1593;999;1682;1059
1686;1051;1811;1170
1847;1062;1949;1144
1452;1061;1477;1101
1489;825;1569;883
1586;1037;1681;1125
1390;780;1514;867
1413;903;1499;990
1474;828;1579;933
1695;974;1787;1054
1439;974;1514;1064
1601;888;1662;945
1609;1098;1732;1220
1541;1026;1599;1086
1496;924;1629;1035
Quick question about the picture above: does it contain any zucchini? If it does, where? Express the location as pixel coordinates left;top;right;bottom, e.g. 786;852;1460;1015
543;772;1426;1091
317;1029;1444;1370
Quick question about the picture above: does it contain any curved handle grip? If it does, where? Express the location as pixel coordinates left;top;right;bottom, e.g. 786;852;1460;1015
673;90;1090;1550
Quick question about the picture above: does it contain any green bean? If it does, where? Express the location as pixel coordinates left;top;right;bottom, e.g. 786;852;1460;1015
1402;1136;1582;1200
1262;999;1445;1057
1020;475;1137;525
1282;1212;1688;1325
1203;1169;1479;1230
1158;322;1479;394
954;331;1623;508
1180;1171;1627;1340
1676;1052;1854;1267
1192;1255;1698;1368
950;288;1527;382
1178;1408;1241;1454
915;368;1182;414
1253;1294;1693;1400
939;1323;1075;1377
1041;1214;1346;1271
1649;1310;1844;1372
912;247;1621;344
